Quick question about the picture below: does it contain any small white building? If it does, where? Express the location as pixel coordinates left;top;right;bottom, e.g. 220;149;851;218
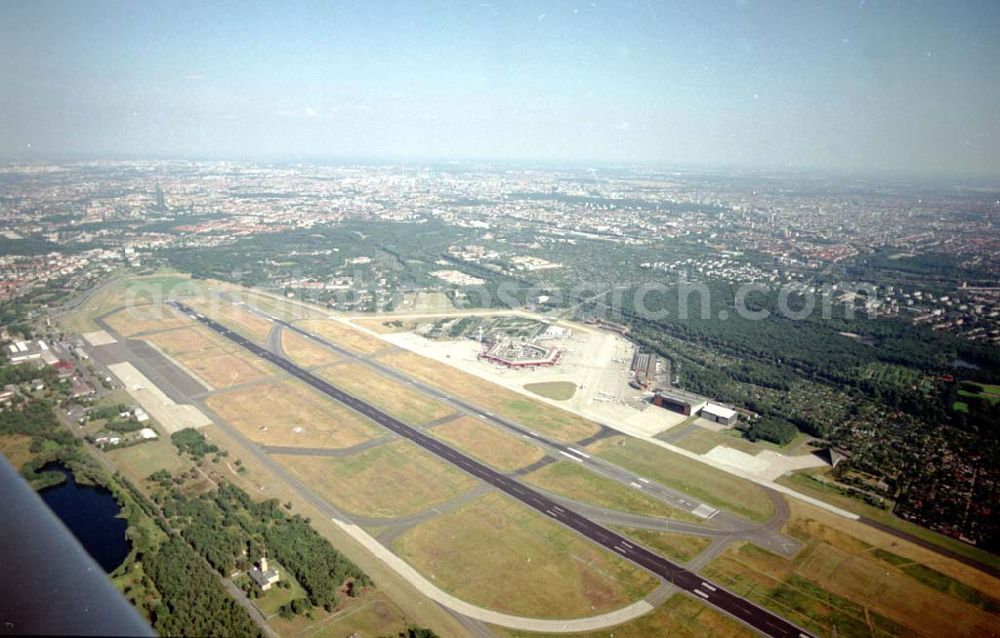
137;428;158;440
700;403;738;426
248;556;280;591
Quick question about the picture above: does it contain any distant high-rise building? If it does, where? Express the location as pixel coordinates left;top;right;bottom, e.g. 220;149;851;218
154;183;166;212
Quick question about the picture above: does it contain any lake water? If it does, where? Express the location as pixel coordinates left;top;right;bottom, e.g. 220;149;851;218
38;463;131;573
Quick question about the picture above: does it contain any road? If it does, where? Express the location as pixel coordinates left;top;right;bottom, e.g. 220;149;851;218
172;300;813;638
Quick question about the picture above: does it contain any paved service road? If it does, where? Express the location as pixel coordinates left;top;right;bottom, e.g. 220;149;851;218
173;301;813;638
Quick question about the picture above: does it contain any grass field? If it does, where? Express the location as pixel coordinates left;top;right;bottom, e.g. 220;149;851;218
105;437;189;481
276;440;476;518
498;593;756;638
705;536;997;638
0;434;35;471
392;492;659;618
317;363;455;426
523;381;577;401
380;350;600;443
431;416;546;472
777;467;1000;573
297;319;390;356
102;305;193;336
186;299;275;344
63;273;203;332
671;425;813;456
611;528;712;563
143;325;274;388
958;382;1000;405
524;461;702;522
267;589;421;638
206;380;383;449
587;436;775;522
280;330;342;368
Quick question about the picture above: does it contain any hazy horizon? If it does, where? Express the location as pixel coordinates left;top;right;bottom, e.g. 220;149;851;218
2;1;999;177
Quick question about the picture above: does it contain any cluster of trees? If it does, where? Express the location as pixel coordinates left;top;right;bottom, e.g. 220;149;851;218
153;480;369;615
170;428;219;458
742;417;798;445
141;537;261;638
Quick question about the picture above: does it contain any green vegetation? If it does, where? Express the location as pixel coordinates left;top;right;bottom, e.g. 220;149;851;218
744;417;798;445
523;381;577;400
143;537;262;638
589;436;774;522
611;527;712;563
170;428;219;458
524;461;700;521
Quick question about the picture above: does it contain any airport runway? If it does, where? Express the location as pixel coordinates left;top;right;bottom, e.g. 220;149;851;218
172;301;812;638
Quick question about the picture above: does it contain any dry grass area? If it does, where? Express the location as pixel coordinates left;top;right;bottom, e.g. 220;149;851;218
784;498;1000;608
0;434;35;471
267;590;418;638
380;350;600;443
105;437;189;482
317;363;455;426
276;440;476;518
525;461;702;522
142;325;273;388
187;299;274;343
611;528;712;563
701;500;1000;638
393;492;659;619
431;416;545;472
498;593;756;638
102;305;193;336
350;318;421;334
206;380;383;449
297;319;389;355
587;436;774;522
280;330;342;368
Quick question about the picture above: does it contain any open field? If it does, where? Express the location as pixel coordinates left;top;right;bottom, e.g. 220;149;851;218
671;426;816;456
276;440;476;518
380;350;600;443
351;317;421;334
105;437;189;481
183;352;273;389
317;363;455;426
498;593;756;638
704;532;999;638
431;416;546;472
280;330;342;367
187;299;275;344
0;434;35;471
778;467;1000;573
523;381;577;401
297;319;390;356
142;325;274;388
587;436;775;522
102;305;193;337
959;382;1000;405
206;380;383;449
392;492;659;618
524;461;702;522
267;590;419;638
611;528;712;564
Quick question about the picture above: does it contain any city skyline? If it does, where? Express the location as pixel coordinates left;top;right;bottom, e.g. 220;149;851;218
2;1;999;177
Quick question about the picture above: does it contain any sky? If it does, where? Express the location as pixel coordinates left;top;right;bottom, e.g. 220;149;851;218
1;0;999;176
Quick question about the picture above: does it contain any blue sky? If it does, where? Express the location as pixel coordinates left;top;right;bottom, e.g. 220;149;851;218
1;1;998;175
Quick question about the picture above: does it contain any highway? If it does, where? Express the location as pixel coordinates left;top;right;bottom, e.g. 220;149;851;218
172;300;812;638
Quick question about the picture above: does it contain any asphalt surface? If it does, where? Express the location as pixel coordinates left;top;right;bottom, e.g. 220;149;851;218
172;300;813;638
